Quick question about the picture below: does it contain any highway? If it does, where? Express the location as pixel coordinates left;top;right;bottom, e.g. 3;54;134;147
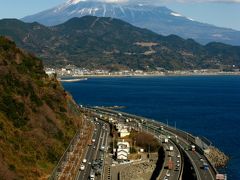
158;139;182;180
89;108;184;180
140;125;183;180
146;121;216;180
87;106;217;180
76;120;110;180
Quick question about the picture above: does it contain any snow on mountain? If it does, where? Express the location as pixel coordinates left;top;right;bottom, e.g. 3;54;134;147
67;0;86;5
22;0;240;45
170;12;182;17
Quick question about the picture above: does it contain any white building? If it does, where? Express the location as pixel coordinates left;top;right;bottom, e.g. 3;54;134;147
119;128;130;138
115;123;124;130
117;141;130;160
45;68;56;76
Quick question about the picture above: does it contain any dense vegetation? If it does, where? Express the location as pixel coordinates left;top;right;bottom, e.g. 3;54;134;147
0;17;240;71
0;37;83;179
129;131;161;152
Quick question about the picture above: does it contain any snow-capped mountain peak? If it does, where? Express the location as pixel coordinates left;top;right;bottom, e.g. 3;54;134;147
22;0;240;45
67;0;86;5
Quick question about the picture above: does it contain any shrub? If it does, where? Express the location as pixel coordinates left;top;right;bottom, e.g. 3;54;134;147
0;94;28;127
0;122;3;130
8;164;16;172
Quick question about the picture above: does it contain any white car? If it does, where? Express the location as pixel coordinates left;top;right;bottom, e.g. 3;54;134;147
177;154;181;158
166;173;170;177
82;159;87;163
80;164;85;171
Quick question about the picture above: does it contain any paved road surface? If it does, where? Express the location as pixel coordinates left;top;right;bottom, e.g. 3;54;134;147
77;120;110;180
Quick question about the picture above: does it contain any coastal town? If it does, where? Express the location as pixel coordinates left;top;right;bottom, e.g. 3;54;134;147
45;65;240;78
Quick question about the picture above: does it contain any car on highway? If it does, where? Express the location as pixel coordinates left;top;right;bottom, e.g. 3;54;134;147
90;172;95;180
80;164;85;171
100;146;105;151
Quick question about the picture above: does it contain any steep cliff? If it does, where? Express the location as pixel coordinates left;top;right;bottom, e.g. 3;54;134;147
0;36;83;179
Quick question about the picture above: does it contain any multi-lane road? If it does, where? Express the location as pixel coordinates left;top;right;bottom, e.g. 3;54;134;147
147;121;217;180
86;106;218;180
76;120;109;180
158;138;183;180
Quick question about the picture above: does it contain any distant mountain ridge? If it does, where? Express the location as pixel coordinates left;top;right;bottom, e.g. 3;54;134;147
1;16;240;71
22;1;240;45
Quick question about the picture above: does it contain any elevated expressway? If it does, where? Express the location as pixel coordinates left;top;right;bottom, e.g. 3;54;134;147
86;106;217;180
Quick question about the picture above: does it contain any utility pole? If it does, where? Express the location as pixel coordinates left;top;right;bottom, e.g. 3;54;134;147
148;144;150;160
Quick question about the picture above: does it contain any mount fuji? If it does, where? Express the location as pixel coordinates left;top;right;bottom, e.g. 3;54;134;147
22;0;240;45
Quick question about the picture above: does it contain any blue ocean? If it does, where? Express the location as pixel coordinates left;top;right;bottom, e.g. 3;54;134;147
62;76;240;179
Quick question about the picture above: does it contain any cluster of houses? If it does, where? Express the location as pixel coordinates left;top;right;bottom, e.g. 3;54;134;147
112;122;131;161
109;117;144;162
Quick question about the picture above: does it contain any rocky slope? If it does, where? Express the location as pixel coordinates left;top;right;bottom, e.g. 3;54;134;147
0;36;84;179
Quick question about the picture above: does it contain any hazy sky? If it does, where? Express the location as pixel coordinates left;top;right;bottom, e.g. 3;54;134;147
0;0;240;30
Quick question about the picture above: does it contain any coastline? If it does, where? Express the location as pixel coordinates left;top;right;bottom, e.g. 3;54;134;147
57;77;88;82
60;72;240;79
62;76;240;179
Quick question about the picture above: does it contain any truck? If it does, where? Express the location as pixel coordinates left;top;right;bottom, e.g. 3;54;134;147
168;151;174;157
169;146;174;151
191;145;196;151
90;170;95;180
168;160;173;170
202;162;209;170
216;174;227;180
